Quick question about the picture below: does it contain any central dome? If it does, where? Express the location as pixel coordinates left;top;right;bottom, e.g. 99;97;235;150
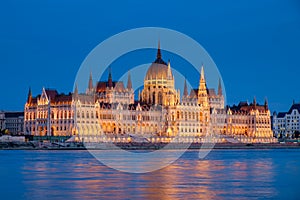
145;44;169;80
145;62;168;80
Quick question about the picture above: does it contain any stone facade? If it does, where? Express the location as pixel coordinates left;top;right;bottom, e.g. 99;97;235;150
24;44;275;143
272;102;300;138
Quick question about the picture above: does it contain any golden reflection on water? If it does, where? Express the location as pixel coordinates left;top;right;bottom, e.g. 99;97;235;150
20;150;279;199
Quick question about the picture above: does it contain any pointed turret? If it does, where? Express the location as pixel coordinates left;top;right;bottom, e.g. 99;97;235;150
198;65;208;106
74;84;78;95
167;60;173;80
200;65;205;82
127;71;132;90
218;78;222;96
108;67;113;88
253;96;257;108
88;71;93;91
138;89;141;101
27;87;32;104
73;84;78;100
264;98;269;110
183;79;188;97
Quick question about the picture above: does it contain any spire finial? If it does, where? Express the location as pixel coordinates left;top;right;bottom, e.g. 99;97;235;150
200;64;205;81
253;96;257;106
157;40;161;59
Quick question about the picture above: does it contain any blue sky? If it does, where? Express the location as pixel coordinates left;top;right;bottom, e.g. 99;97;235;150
0;0;299;112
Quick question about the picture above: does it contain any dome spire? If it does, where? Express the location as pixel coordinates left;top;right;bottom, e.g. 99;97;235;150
154;40;166;65
157;39;161;59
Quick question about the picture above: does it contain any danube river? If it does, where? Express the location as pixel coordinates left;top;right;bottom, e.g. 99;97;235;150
0;149;299;199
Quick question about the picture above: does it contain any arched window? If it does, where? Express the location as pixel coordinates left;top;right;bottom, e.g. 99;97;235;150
158;92;162;105
152;92;156;104
91;111;94;119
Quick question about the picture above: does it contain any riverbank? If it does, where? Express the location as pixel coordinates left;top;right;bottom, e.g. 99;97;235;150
1;141;300;150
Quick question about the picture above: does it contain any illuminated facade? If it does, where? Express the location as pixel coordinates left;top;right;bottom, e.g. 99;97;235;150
24;44;275;143
272;102;300;138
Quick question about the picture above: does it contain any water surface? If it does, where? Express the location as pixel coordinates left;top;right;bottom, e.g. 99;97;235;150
0;149;299;199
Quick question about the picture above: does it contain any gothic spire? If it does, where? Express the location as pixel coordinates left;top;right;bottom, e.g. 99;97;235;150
183;78;188;97
88;71;93;91
138;89;141;101
127;71;132;90
218;78;222;96
157;40;161;59
253;96;257;107
108;67;113;88
167;60;172;80
199;64;206;90
27;87;32;104
154;40;167;65
200;65;205;81
198;65;208;106
264;98;268;110
73;84;78;100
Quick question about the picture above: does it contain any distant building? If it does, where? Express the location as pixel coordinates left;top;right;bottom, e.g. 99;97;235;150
0;112;5;131
24;43;275;143
272;102;300;138
0;111;24;135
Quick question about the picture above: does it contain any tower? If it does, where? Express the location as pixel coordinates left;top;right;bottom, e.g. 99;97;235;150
197;65;209;107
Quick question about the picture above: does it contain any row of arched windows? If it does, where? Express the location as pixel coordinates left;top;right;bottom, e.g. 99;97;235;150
77;110;99;119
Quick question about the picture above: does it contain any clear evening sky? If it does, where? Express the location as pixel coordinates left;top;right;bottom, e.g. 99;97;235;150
0;0;299;112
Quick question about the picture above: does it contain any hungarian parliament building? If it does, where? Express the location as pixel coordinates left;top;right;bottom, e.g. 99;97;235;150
24;46;275;143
